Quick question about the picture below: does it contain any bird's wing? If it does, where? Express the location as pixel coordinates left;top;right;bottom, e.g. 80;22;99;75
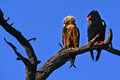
62;27;66;48
101;19;106;28
75;26;80;47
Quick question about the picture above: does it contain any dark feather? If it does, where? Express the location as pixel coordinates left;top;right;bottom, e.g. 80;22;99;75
87;10;106;61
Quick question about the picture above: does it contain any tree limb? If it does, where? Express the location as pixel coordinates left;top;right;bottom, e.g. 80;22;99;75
1;9;120;80
0;9;39;80
59;42;63;49
35;29;120;80
28;38;36;42
4;38;30;66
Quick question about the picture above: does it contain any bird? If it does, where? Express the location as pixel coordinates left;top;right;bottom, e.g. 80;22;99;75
87;10;106;61
62;16;80;68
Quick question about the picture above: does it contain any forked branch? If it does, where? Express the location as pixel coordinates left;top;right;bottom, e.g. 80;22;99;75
35;29;120;80
0;9;39;80
0;9;120;80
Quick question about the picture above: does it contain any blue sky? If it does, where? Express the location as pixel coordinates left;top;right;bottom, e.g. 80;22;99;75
0;0;120;80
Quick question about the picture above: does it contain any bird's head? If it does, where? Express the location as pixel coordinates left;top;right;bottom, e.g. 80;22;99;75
87;10;101;20
63;16;75;26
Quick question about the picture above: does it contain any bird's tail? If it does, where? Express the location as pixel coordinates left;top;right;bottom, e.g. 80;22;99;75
90;50;94;61
96;49;101;61
69;55;77;68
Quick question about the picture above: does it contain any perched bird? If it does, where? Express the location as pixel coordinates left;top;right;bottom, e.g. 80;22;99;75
62;16;80;68
87;10;106;61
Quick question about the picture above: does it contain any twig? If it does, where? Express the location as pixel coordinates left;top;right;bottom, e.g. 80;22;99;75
59;42;63;49
28;38;36;41
36;29;120;80
1;9;120;80
0;9;38;80
4;38;29;66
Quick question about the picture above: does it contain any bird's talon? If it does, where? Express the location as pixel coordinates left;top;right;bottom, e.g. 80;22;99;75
94;42;98;45
100;41;104;43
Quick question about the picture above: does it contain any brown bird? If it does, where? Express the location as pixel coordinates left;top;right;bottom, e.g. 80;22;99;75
62;16;80;68
87;10;106;61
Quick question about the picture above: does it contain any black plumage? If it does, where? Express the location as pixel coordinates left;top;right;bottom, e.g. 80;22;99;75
87;10;106;61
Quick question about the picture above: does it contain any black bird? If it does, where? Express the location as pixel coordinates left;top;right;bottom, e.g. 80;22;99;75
87;10;106;61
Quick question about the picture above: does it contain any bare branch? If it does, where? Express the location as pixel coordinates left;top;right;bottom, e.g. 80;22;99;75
0;8;3;18
9;22;14;26
36;30;120;80
1;9;120;80
4;38;29;66
0;9;38;80
59;42;63;49
0;9;37;64
5;17;10;21
28;38;36;42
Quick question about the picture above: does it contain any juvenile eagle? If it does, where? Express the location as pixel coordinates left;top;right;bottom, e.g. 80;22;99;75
62;16;80;68
87;10;106;61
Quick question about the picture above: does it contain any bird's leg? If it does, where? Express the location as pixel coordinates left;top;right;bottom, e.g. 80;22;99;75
100;41;104;43
94;40;105;45
94;42;98;45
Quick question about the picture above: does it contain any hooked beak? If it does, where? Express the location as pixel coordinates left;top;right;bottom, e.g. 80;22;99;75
87;15;92;20
87;18;89;20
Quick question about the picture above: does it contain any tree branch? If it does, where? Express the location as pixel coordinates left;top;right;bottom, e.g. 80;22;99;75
36;29;120;80
0;9;39;80
1;9;120;80
0;9;37;63
59;42;63;49
4;38;30;66
28;38;36;42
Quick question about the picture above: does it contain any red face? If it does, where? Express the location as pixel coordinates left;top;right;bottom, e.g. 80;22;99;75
87;15;92;20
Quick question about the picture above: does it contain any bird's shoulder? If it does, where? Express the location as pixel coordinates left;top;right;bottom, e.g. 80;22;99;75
101;19;106;27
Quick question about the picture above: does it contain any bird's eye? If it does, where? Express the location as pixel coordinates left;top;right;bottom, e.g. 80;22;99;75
87;15;92;20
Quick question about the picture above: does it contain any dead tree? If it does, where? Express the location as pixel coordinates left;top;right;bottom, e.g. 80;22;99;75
0;9;120;80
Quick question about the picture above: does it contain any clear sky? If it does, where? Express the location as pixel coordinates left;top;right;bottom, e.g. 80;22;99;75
0;0;120;80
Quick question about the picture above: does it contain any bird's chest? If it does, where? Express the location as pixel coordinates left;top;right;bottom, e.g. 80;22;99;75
66;25;75;40
88;20;92;27
88;20;102;31
66;25;75;29
87;19;105;41
66;25;75;35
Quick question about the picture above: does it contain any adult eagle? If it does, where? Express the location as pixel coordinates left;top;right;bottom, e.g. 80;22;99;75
87;10;106;61
62;16;80;68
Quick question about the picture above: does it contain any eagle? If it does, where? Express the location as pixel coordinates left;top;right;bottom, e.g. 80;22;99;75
87;10;106;61
62;16;80;68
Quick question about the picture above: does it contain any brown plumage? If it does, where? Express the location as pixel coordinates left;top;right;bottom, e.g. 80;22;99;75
87;10;106;61
62;16;80;68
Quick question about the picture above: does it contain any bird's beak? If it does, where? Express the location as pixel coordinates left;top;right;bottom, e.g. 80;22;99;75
87;18;89;20
87;15;91;20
